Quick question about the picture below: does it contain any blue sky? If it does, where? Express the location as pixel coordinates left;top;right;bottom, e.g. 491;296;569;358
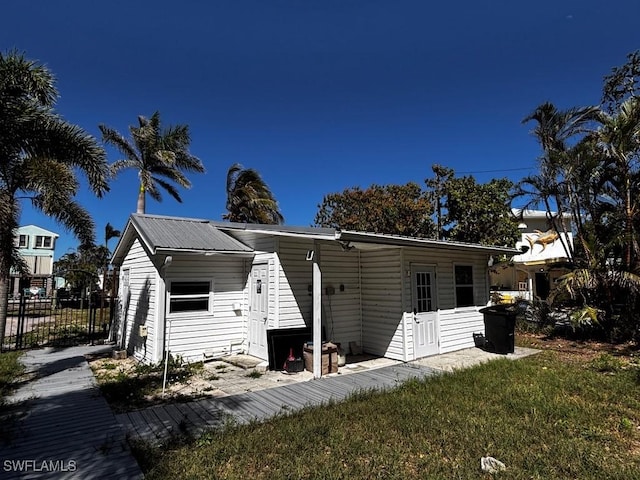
2;1;639;258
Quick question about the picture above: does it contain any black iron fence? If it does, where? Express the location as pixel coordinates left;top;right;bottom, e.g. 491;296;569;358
1;292;115;352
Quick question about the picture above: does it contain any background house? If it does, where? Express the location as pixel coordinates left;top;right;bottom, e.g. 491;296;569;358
490;209;573;302
11;225;59;298
111;214;517;376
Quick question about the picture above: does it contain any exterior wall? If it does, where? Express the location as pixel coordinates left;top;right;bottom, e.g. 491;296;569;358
230;231;495;361
360;249;405;360
164;255;247;363
239;236;362;348
319;243;361;349
276;237;315;329
117;225;499;366
401;247;491;358
231;232;278;329
117;238;157;363
437;308;484;353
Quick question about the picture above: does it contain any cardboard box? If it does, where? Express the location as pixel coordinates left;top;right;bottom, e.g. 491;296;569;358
303;342;338;374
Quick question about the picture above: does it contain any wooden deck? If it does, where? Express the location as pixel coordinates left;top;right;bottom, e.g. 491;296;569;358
1;345;143;480
116;362;438;445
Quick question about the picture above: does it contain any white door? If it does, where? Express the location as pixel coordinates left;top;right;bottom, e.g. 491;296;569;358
411;265;439;358
248;264;269;359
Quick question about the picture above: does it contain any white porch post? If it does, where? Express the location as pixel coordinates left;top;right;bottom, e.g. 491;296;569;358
312;243;322;378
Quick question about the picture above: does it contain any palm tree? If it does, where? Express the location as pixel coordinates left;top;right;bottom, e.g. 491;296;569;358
105;222;121;249
100;222;121;326
223;163;284;224
0;51;109;344
518;102;601;264
595;96;640;270
99;112;205;214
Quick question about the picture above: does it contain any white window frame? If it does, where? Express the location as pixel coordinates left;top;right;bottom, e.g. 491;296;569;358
454;264;475;308
166;278;213;317
35;235;52;248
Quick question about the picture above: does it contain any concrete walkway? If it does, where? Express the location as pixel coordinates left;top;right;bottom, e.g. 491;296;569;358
117;346;539;446
0;345;143;480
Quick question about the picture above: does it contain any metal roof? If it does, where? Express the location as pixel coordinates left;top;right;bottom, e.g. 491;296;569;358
111;214;254;265
112;214;518;266
132;214;253;253
215;222;517;254
212;221;337;240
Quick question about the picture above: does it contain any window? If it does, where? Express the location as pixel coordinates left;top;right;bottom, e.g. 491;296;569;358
168;280;211;314
17;235;28;248
414;271;434;312
35;236;52;248
454;265;474;307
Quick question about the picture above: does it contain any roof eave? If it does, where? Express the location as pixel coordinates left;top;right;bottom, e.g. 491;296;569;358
154;247;255;257
336;230;519;254
216;222;337;241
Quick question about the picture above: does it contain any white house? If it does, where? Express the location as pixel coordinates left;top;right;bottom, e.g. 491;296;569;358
490;209;574;302
111;214;517;377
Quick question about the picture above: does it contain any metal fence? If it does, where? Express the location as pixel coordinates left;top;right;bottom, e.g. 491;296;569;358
1;292;115;352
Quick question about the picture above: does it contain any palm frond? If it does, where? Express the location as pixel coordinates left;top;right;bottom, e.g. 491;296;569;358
0;50;57;107
33;196;96;246
100;111;203;213
569;305;602;329
99;125;140;167
153;177;182;203
224;164;283;224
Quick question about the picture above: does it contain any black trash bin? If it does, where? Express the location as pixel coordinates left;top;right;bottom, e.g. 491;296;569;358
479;304;518;354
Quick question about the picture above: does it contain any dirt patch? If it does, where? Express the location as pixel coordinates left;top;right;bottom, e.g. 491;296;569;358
88;336;640;413
87;351;311;413
518;331;639;364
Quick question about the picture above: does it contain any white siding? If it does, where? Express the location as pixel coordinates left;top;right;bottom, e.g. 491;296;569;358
360;249;404;360
226;230;275;254
401;247;491;358
164;255;246;363
319;243;361;348
116;225;496;366
438;307;485;353
117;239;157;363
227;232;280;329
276;238;314;329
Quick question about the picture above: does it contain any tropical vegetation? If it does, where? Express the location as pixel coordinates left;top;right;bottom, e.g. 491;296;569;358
223;163;284;224
426;164;520;245
314;171;518;246
315;182;435;237
0;50;109;345
100;112;205;214
517;50;640;340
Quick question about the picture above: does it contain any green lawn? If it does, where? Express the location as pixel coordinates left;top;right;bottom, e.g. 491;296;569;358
135;350;640;480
